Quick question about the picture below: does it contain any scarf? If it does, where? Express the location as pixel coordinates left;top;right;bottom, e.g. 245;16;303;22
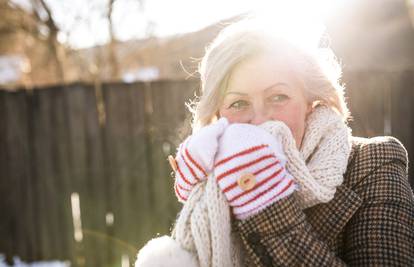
259;105;352;209
135;105;352;267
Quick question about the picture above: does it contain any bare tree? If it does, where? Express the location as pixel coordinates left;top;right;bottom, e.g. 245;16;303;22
108;0;120;79
30;0;66;82
1;0;153;87
1;0;67;84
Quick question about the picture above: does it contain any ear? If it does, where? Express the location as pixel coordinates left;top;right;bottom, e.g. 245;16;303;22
306;102;313;117
215;110;221;118
209;111;221;124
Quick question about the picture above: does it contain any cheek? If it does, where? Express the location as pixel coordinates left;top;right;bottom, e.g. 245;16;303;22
218;107;251;123
270;103;308;142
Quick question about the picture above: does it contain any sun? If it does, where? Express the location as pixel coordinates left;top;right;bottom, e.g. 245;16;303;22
230;0;348;51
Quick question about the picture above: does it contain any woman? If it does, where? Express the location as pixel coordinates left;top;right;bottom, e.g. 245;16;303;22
137;18;414;266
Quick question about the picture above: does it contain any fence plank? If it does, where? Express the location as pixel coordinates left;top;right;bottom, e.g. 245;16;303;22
7;91;33;261
65;85;91;267
50;85;78;262
390;71;414;186
28;89;55;259
126;83;153;256
0;91;13;264
81;84;107;267
101;82;133;266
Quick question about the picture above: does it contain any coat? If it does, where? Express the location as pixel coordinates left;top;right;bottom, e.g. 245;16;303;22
235;136;414;266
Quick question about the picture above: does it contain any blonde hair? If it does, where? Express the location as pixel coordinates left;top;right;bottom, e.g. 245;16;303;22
187;18;350;132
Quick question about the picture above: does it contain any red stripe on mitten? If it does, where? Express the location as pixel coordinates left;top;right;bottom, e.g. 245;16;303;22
214;123;298;219
173;117;229;202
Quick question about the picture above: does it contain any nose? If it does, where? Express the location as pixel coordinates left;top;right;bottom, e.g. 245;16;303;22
249;106;272;125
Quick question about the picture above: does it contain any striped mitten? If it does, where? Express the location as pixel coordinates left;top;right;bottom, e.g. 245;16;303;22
214;123;298;220
173;117;229;202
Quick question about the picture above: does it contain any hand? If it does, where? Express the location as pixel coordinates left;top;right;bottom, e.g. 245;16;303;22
173;117;229;202
213;123;298;220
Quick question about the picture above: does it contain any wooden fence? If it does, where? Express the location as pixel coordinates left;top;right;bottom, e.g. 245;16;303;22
0;71;413;266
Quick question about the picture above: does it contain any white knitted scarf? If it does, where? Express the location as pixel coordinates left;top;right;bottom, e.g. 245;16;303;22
136;106;352;267
259;105;352;209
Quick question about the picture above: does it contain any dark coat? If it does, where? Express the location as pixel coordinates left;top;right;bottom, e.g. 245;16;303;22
235;136;414;266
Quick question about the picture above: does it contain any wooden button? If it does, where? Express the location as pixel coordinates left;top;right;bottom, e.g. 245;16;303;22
168;155;178;171
237;173;256;191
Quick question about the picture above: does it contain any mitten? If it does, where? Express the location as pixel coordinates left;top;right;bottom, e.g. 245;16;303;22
172;117;229;202
214;123;298;220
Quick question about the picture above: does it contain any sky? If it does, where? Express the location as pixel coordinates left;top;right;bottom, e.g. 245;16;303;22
67;0;256;48
13;0;351;49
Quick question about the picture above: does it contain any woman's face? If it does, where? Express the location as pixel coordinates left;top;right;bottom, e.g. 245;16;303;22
218;52;312;149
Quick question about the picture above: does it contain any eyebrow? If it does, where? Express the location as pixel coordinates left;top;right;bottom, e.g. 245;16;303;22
225;82;289;96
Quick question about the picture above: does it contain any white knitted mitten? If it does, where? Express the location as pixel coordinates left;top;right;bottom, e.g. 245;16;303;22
214;123;299;220
174;117;229;202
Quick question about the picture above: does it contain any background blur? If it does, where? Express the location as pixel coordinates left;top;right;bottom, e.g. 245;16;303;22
1;0;414;266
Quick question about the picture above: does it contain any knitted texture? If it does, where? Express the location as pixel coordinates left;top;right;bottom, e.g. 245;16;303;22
172;175;244;267
214;123;298;219
258;105;352;208
174;117;229;202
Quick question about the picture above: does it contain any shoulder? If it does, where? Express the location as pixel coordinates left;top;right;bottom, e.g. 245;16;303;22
344;136;408;188
351;136;408;167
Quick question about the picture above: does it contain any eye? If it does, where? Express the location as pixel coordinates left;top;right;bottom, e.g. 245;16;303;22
269;94;289;103
228;100;249;110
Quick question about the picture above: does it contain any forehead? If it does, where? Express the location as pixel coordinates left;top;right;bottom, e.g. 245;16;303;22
226;52;301;95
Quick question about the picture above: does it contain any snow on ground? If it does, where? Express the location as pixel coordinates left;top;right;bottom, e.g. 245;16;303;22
0;255;70;267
